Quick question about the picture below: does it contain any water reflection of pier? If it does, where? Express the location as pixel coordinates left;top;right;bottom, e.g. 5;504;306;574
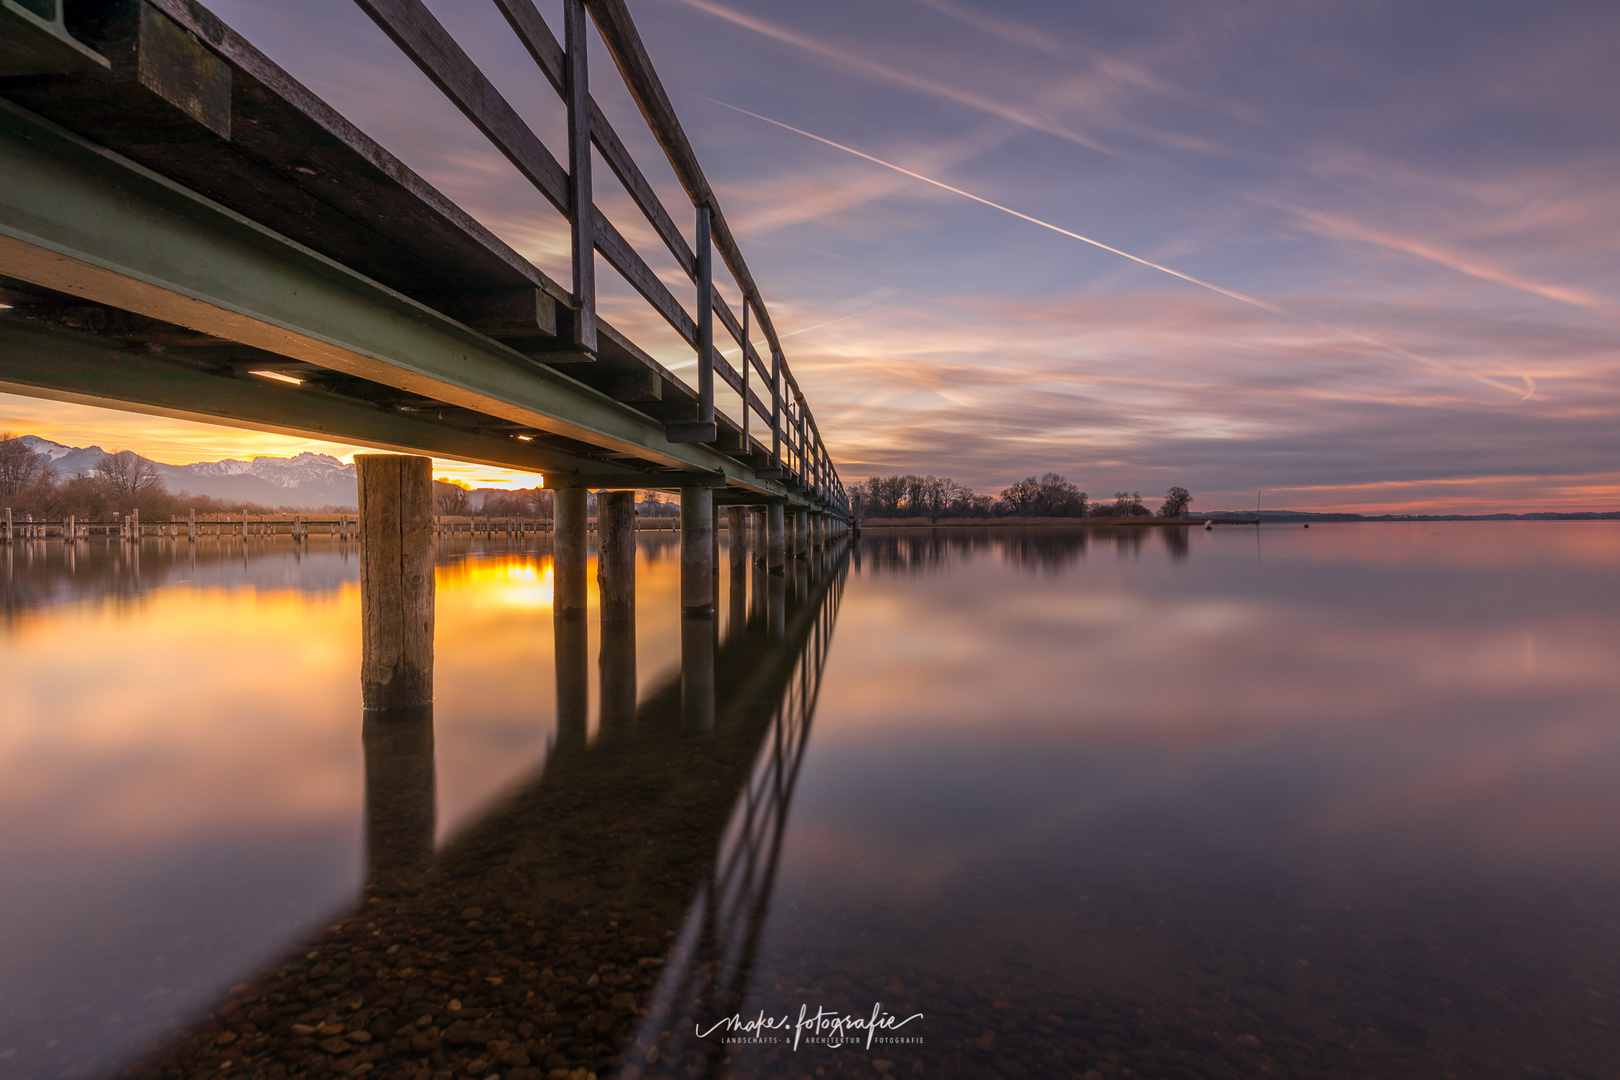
121;541;847;1080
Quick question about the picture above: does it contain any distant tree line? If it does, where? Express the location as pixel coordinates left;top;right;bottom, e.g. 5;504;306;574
851;472;1193;520
0;433;291;519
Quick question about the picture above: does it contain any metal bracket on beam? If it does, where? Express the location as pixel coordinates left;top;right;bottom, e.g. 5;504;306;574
666;420;717;443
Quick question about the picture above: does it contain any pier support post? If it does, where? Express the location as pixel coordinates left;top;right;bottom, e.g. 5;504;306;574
793;508;809;558
2;507;9;544
812;511;825;549
681;485;715;616
363;704;435;894
751;507;767;564
356;454;435;711
553;486;588;620
727;506;748;572
188;507;195;542
597;490;636;621
767;500;786;576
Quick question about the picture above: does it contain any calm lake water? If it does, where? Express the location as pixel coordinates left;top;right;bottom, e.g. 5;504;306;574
2;522;1618;1080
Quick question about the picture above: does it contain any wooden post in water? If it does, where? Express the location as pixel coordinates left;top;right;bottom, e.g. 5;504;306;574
553;486;588;620
794;508;809;558
130;508;139;542
767;500;786;576
751;507;767;564
356;454;435;711
3;507;10;544
727;506;748;572
680;485;715;617
597;490;636;622
188;508;195;542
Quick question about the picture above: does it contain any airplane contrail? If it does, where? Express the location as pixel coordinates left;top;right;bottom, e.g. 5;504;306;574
707;98;1282;314
708;99;1535;401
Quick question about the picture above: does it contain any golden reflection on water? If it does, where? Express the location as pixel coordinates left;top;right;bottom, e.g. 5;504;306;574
0;538;707;862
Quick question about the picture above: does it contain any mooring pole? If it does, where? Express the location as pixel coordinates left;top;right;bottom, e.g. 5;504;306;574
356;454;435;711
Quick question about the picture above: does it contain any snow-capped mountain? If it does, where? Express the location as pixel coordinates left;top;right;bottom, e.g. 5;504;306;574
15;437;358;508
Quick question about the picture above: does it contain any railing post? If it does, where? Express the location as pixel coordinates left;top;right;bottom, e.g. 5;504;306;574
564;0;597;354
741;302;750;444
695;204;713;426
770;348;782;469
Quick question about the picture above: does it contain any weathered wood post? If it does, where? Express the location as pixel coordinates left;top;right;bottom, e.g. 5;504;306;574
187;507;195;542
812;511;825;549
130;508;139;542
766;500;786;576
728;528;748;636
362;703;435;895
356;454;435;711
597;490;636;622
680;485;715;616
2;507;10;544
727;506;749;572
553;486;588;620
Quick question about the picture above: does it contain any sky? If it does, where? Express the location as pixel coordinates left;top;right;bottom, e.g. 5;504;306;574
4;0;1618;510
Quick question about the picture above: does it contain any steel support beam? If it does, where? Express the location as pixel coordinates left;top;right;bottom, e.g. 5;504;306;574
0;99;797;497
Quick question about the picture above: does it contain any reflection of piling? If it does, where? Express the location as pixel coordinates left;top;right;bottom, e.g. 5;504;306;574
597;490;636;621
681;485;715;616
681;613;716;731
599;619;637;733
766;501;786;576
728;546;748;638
553;487;588;620
555;614;589;750
363;705;436;894
793;509;809;558
357;454;435;710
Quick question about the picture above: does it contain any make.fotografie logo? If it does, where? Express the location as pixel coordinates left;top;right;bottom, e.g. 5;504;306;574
696;1002;926;1051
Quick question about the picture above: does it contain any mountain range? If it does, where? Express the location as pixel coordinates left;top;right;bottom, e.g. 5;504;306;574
18;436;358;509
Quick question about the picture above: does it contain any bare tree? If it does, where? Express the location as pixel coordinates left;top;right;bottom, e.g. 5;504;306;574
0;433;47;497
93;450;162;501
1158;486;1193;518
434;481;470;516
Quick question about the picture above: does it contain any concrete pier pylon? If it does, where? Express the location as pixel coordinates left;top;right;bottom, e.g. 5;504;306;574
553;486;588;620
681;485;715;616
356;454;435;710
597;490;636;621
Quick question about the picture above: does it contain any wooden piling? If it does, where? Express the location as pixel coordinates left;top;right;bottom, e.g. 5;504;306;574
767;501;786;576
597;490;636;621
680;485;715;616
356;454;435;710
553;486;588;620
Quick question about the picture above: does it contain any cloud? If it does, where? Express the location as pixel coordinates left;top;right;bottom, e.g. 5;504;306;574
1291;208;1615;315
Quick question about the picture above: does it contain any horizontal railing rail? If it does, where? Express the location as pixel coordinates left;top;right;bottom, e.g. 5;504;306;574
354;0;847;517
